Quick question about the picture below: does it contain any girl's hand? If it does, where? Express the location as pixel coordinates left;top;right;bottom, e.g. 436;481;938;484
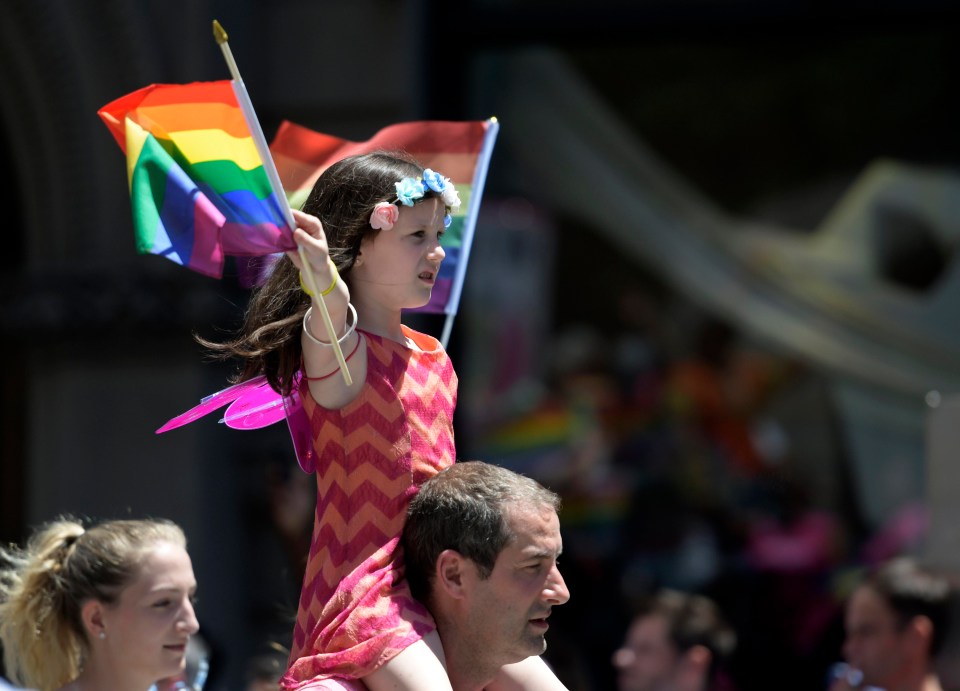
286;209;330;274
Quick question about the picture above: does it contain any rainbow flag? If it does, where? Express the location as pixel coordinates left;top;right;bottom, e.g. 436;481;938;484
269;119;499;327
98;81;294;278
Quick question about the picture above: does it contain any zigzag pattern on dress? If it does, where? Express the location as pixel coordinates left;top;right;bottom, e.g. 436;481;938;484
283;326;457;687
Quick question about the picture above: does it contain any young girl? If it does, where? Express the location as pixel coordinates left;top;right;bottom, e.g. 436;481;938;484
0;518;199;691
204;152;567;690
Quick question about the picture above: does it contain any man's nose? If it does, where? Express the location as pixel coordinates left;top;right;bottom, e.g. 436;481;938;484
543;565;570;605
842;635;862;667
611;647;635;669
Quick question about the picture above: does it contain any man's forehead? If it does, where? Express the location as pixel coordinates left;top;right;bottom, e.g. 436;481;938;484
629;613;671;645
501;503;562;553
846;586;896;628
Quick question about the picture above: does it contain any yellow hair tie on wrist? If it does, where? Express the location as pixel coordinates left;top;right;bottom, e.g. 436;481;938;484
300;259;339;298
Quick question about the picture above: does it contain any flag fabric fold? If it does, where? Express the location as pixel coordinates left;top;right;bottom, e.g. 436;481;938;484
269;118;499;318
99;81;498;334
99;80;295;278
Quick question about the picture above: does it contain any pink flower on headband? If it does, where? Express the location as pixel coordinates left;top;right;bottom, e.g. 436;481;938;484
370;202;399;230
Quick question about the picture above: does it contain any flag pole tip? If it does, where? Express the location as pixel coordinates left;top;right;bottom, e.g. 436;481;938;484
489;116;498;123
212;19;228;44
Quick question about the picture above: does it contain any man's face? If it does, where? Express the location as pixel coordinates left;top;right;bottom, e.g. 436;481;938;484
612;614;680;691
843;585;911;688
462;502;570;666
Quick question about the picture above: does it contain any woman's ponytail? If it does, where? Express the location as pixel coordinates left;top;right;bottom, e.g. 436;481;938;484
0;520;87;690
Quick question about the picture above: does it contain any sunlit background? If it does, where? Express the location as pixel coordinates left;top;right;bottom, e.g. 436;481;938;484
3;1;960;689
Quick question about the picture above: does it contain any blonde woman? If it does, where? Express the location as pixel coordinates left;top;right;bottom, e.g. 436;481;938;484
0;518;199;691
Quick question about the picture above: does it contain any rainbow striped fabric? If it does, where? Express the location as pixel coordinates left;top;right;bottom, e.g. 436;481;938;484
98;81;293;278
270;118;499;314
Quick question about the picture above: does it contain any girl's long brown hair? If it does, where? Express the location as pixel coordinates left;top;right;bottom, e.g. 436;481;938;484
200;151;438;395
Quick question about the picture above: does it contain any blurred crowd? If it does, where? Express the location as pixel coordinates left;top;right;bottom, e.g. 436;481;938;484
465;287;934;690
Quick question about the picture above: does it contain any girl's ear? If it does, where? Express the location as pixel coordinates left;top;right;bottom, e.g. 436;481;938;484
80;599;106;640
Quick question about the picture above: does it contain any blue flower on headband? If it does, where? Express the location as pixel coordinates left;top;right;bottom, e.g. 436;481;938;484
395;177;425;206
422;169;447;194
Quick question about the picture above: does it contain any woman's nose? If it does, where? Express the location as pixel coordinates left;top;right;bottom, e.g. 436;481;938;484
180;599;200;634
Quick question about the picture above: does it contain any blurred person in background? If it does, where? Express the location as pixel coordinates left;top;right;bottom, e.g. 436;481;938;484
243;649;286;691
829;557;955;691
612;589;736;691
0;518;199;691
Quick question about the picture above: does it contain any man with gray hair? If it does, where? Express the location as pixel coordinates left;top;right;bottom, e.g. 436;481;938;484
303;461;571;690
403;460;571;690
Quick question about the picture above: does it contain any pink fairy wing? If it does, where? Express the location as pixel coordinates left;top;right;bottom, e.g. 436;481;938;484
283;374;316;473
222;380;288;429
156;377;271;434
156;375;314;474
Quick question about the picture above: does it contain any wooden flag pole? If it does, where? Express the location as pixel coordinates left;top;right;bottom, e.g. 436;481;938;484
212;20;351;385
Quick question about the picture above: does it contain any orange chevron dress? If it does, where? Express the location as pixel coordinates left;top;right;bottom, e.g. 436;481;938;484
282;325;458;688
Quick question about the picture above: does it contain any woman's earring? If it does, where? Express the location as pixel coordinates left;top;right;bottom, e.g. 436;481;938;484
98;631;106;640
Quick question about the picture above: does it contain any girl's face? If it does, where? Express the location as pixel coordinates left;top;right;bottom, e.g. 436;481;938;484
352;197;446;310
98;541;199;685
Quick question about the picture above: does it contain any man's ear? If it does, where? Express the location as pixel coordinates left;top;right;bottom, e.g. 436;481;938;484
676;645;712;690
906;615;934;655
435;549;469;599
685;645;711;670
80;599;106;639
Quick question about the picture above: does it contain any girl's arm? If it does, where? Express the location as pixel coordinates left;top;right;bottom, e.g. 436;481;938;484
486;656;569;691
287;209;367;409
364;632;452;691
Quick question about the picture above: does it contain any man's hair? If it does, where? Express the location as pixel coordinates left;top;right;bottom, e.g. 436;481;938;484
635;589;736;680
862;557;957;657
402;460;560;603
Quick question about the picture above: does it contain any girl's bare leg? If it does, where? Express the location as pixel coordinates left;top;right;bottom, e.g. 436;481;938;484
363;631;453;691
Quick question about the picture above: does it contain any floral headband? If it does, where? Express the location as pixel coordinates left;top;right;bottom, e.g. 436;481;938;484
369;168;462;231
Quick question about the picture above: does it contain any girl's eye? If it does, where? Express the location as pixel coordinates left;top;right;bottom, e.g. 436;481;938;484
153;599;171;608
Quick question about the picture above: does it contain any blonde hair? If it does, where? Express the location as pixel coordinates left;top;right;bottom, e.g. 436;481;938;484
0;517;186;690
